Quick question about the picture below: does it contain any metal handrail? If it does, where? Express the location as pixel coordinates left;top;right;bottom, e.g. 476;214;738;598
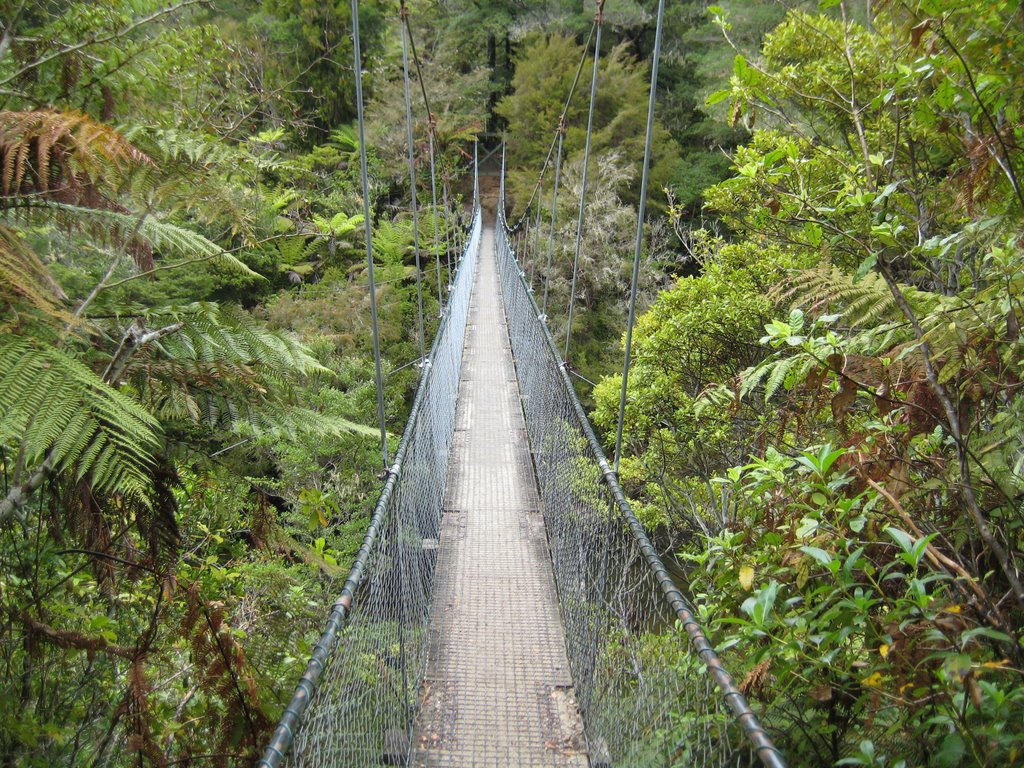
496;201;787;768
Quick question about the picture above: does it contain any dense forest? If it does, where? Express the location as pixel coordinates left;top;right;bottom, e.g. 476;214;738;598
1;0;1023;765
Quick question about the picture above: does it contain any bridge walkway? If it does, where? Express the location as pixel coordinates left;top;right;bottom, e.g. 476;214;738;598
410;223;588;767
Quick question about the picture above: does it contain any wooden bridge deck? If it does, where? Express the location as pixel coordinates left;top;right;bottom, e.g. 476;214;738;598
410;223;588;767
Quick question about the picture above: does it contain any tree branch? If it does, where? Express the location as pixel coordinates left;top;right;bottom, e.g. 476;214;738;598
874;255;1024;608
102;320;185;385
0;0;27;66
0;1;205;88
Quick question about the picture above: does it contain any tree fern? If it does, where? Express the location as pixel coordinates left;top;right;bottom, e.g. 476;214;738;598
372;219;413;267
120;126;279;242
274;235;322;268
0;109;247;275
122;125;235;169
328;125;360;154
0;335;160;504
120;303;376;440
150;303;329;376
237;403;380;441
311;212;363;238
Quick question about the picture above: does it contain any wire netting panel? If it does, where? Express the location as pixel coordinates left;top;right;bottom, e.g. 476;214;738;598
496;216;780;768
286;210;481;768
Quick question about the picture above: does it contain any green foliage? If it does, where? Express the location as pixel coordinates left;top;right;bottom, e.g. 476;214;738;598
258;0;387;131
592;236;810;534
498;34;680;211
0;334;160;503
687;449;1024;766
601;1;1024;764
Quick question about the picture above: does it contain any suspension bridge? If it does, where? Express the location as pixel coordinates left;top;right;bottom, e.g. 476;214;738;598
257;0;787;765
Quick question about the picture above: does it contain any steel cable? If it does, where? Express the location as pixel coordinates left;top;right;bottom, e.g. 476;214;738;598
564;0;605;363
400;0;427;363
613;0;664;472
541;123;565;318
505;22;596;232
357;0;389;470
402;11;446;307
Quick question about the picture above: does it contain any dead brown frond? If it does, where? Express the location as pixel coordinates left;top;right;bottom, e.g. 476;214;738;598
69;480;116;591
182;583;272;763
0;109;152;199
950;132;1013;216
739;658;774;701
125;657;166;767
137;453;182;563
0;110;158;270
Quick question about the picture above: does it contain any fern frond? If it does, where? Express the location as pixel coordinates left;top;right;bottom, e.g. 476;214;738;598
236;404;379;441
170;303;329;377
740;361;774;400
121;125;235;169
121;303;332;432
693;382;737;418
274;235;322;267
763;357;797;402
0;335;160;501
126;302;381;442
328;125;360;153
0;110;151;199
741;353;819;403
42;203;261;277
778;265;942;328
372;219;413;266
0;224;69;324
312;212;363;237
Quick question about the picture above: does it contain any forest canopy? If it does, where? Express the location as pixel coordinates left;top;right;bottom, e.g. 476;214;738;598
1;0;1024;766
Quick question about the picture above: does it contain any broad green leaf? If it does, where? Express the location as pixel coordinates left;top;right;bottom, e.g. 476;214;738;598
800;546;834;568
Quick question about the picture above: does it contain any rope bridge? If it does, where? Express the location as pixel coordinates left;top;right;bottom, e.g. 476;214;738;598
258;201;785;768
258;0;786;762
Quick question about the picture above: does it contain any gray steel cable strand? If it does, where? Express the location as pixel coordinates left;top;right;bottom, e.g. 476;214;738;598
402;12;445;310
613;0;661;474
427;129;443;309
528;184;544;288
541;124;564;319
400;0;426;363
441;180;453;284
564;0;605;363
355;0;389;471
506;22;596;233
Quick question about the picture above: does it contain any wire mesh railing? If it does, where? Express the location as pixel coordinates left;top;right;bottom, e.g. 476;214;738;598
496;198;786;768
258;206;481;768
